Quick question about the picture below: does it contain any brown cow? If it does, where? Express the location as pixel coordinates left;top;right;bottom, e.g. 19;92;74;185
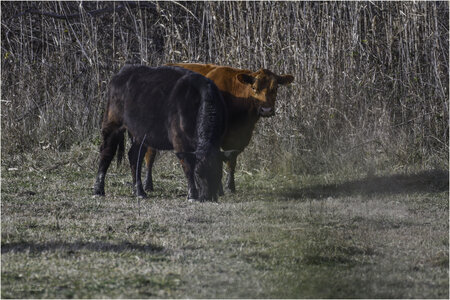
144;63;294;193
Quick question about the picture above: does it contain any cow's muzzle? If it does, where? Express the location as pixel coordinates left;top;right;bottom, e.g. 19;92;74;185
258;106;274;117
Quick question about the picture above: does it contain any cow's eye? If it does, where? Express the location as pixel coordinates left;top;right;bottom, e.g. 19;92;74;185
252;86;257;93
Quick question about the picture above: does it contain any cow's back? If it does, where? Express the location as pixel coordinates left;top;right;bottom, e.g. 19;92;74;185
118;66;197;150
117;65;225;152
170;63;252;99
167;63;218;77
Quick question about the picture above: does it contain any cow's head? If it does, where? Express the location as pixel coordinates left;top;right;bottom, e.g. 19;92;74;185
179;150;239;202
194;150;223;202
237;69;294;117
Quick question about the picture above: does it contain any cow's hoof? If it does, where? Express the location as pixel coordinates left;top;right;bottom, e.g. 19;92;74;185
134;189;147;199
133;184;147;198
136;192;148;199
134;191;147;199
144;181;154;192
188;197;203;203
93;187;105;196
187;190;198;202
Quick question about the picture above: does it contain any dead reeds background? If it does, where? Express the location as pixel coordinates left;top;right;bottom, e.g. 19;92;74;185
1;1;448;174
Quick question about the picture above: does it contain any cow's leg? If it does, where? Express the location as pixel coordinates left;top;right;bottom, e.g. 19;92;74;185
94;126;123;196
225;154;238;193
144;147;157;192
128;141;147;198
218;180;224;196
171;119;199;201
176;154;198;201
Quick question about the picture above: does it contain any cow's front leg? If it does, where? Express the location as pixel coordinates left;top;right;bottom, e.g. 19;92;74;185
218;181;224;196
144;147;157;191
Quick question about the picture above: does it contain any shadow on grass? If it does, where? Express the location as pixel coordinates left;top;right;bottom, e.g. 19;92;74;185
1;240;164;255
278;169;449;200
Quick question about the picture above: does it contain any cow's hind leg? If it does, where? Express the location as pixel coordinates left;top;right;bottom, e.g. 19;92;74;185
171;119;199;201
225;154;238;193
94;126;124;196
128;141;147;198
175;153;198;201
144;147;157;192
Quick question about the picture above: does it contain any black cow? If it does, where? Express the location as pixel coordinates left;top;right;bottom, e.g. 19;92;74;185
93;65;227;201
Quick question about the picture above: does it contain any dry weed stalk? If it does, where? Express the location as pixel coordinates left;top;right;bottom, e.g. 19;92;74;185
1;1;448;172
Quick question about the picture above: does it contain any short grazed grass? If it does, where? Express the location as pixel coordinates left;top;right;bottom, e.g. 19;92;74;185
1;145;449;298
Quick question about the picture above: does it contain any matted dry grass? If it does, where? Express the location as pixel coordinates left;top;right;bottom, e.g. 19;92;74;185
1;146;448;298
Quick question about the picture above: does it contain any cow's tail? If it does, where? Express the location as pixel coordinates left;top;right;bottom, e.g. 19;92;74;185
101;83;126;168
188;73;226;153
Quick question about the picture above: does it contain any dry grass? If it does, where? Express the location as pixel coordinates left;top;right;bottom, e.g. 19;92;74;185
1;146;448;298
1;1;448;173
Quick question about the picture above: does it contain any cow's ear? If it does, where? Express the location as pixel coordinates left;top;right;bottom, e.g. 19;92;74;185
277;74;294;85
175;152;196;161
237;73;256;85
220;150;240;161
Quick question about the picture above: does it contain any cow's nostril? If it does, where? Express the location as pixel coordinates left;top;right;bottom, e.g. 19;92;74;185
259;107;273;116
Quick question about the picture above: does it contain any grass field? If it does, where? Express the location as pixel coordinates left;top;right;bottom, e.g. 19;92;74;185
1;143;449;298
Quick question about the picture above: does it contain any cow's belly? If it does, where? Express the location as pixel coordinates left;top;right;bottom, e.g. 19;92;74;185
221;126;253;151
124;117;173;151
145;131;173;150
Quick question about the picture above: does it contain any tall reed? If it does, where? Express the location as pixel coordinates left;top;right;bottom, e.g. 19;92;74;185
1;1;448;172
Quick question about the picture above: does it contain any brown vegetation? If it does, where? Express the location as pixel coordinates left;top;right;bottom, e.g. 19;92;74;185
1;1;448;173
